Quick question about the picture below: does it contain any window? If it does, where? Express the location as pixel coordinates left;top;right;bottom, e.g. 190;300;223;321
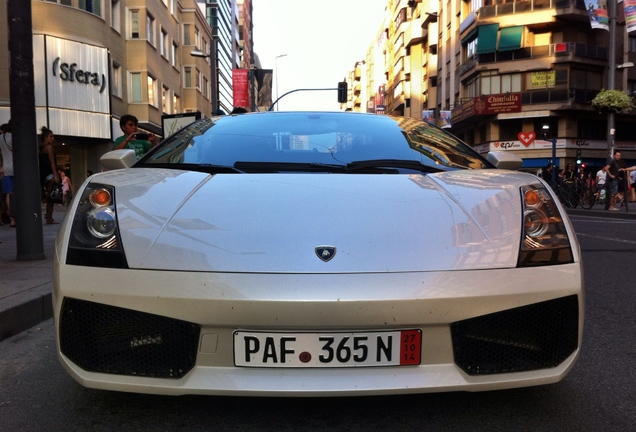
161;29;169;58
172;42;178;68
148;75;157;106
203;76;209;99
162;86;170;113
112;62;122;99
111;0;121;33
146;13;156;45
173;94;180;113
480;72;521;95
196;69;201;91
131;73;142;102
130;10;140;39
195;28;201;49
183;24;191;46
499;120;522;141
79;0;102;16
184;67;193;88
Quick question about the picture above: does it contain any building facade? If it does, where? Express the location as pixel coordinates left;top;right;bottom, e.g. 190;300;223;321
0;0;251;188
350;0;636;173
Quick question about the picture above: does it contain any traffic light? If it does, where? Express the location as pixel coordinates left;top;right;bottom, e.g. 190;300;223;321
337;81;348;103
576;149;582;165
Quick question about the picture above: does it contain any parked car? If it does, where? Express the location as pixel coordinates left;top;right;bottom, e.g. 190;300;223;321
53;111;583;396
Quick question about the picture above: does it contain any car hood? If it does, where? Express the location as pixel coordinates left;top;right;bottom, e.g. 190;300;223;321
96;169;535;273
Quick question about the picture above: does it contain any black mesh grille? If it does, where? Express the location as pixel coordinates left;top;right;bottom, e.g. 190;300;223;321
60;298;201;378
451;295;579;375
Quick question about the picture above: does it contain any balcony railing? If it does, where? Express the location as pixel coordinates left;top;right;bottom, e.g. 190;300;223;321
459;43;608;75
477;0;584;19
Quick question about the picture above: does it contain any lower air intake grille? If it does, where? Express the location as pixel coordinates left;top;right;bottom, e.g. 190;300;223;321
451;295;579;375
60;298;200;379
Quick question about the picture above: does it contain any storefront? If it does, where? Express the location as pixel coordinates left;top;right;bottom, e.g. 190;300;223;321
33;34;113;186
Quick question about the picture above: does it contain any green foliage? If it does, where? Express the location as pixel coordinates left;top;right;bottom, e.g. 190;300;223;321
591;89;633;113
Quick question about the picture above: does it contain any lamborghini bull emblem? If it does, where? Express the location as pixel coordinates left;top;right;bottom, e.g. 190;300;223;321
315;246;336;262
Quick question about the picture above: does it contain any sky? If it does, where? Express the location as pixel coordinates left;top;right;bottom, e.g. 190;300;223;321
252;0;388;111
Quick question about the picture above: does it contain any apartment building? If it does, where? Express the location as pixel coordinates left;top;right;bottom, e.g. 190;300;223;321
354;0;636;171
0;0;250;186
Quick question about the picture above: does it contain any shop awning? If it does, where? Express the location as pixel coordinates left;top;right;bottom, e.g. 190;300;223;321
498;26;523;51
476;24;499;54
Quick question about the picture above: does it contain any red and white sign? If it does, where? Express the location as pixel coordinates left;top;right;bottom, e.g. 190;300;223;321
232;69;249;108
518;132;536;147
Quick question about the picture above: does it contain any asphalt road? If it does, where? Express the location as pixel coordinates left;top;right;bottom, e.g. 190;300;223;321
0;212;634;432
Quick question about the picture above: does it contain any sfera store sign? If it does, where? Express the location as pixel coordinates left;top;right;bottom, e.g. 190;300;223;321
34;35;110;115
52;57;107;93
33;35;111;139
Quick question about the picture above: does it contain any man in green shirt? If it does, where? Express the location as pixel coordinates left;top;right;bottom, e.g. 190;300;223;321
113;114;158;159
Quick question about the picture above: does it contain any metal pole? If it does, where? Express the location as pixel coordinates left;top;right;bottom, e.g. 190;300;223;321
275;54;287;111
551;139;557;189
211;37;218;115
7;0;45;260
607;0;617;161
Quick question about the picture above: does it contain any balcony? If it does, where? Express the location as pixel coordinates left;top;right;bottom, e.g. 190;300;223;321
451;87;592;125
458;43;608;77
476;0;584;20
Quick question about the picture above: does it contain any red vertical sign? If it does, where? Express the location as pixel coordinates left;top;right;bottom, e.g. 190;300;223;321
233;69;249;108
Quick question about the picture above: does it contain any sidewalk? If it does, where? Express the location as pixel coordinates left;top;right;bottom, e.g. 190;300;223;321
0;205;68;341
1;204;636;342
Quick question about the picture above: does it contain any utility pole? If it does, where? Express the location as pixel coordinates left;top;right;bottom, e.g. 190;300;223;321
7;0;45;260
607;0;617;161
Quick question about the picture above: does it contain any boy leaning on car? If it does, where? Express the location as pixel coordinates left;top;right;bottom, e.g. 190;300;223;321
113;114;157;159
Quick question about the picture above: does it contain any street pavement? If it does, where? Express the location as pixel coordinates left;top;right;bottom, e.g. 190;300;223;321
1;203;636;342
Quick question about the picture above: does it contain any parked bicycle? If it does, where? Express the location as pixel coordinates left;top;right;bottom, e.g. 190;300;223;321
552;174;596;209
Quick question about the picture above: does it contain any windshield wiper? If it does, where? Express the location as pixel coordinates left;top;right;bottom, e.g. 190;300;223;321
140;163;245;174
346;159;444;174
233;161;347;173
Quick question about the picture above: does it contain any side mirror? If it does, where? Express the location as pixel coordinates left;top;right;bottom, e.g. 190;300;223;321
337;81;348;103
100;149;137;170
486;151;523;171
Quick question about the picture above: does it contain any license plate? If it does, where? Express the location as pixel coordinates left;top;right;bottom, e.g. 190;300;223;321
234;330;421;367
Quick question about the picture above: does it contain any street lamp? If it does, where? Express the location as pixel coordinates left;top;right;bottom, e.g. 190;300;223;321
275;54;287;111
191;39;218;116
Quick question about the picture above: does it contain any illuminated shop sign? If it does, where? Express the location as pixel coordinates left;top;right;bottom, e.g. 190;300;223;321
52;57;107;93
33;35;110;139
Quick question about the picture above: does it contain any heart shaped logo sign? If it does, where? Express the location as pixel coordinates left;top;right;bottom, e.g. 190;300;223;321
518;132;536;147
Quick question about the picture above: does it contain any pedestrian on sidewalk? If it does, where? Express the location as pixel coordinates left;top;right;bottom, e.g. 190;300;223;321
596;166;607;203
59;168;73;206
39;126;60;224
0;121;16;227
604;151;622;211
113;114;157;159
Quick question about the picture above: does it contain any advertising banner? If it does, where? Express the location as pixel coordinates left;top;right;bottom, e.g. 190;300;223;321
530;71;556;88
232;69;249;108
583;0;609;31
626;0;636;33
452;93;522;124
255;69;273;111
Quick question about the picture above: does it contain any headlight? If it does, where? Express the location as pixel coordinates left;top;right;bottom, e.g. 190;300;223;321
518;185;573;267
66;183;128;268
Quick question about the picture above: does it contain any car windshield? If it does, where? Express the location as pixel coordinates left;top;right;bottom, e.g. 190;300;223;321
140;112;492;173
